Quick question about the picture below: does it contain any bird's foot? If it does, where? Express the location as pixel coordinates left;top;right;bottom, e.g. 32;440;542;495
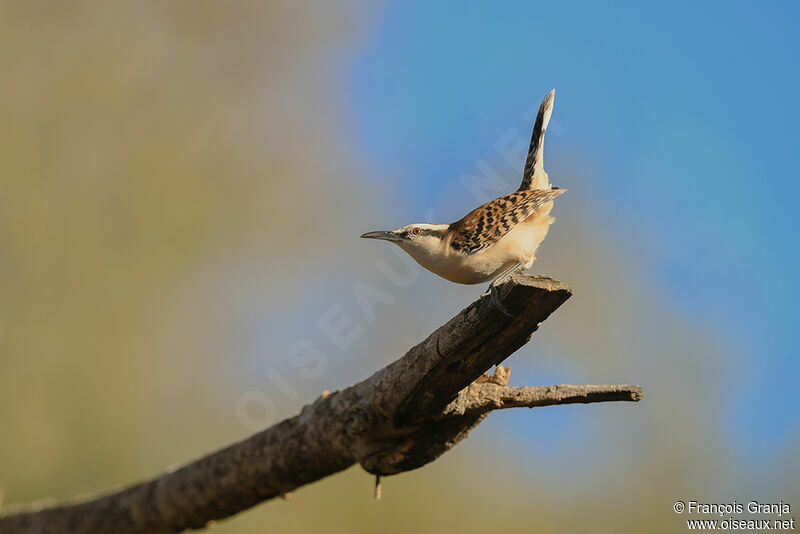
488;283;513;317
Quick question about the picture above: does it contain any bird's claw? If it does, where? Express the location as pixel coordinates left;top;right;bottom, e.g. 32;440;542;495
489;283;513;317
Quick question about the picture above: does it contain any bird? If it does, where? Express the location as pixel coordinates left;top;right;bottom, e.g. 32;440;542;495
361;89;565;315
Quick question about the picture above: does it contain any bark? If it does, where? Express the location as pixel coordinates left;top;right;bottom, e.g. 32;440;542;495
0;274;643;534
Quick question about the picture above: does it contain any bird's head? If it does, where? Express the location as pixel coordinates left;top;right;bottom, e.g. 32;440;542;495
360;223;450;258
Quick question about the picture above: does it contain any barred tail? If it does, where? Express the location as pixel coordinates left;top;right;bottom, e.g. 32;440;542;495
518;89;554;191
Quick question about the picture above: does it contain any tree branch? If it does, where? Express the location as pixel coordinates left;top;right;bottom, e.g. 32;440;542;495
0;274;643;534
442;380;644;418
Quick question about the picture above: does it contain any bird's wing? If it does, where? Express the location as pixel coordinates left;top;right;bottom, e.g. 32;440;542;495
449;188;565;254
519;89;555;191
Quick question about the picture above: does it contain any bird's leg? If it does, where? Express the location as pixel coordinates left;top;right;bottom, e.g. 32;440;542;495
495;262;526;286
482;263;523;296
490;284;512;317
483;262;524;317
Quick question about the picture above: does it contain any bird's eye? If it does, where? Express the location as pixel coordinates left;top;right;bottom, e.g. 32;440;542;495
412;227;422;236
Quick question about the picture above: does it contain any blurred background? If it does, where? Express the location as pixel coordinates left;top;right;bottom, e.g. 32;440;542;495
1;1;798;532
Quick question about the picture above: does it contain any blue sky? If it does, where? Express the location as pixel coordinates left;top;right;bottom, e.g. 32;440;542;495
345;0;800;461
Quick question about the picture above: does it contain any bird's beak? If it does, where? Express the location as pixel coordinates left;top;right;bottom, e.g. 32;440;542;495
360;230;403;243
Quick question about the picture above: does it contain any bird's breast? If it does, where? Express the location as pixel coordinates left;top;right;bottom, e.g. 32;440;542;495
400;238;519;285
398;207;555;285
